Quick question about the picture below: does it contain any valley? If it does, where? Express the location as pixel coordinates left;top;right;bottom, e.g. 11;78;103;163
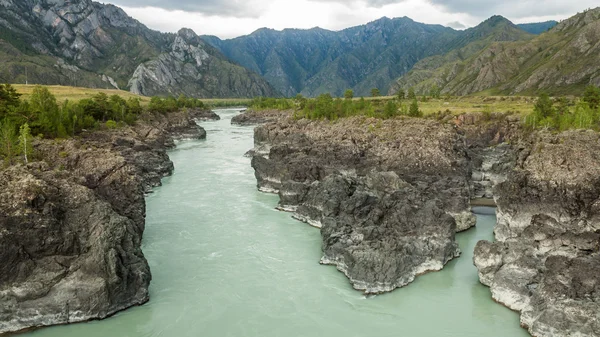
1;1;600;336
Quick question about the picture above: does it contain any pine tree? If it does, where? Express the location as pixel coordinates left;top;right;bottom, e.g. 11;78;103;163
0;84;21;117
583;85;600;110
534;92;554;119
409;99;422;117
397;89;405;101
429;84;441;99
371;88;380;97
384;100;398;118
407;87;416;100
0;119;17;166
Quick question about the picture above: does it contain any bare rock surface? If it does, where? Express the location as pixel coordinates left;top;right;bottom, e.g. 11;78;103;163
248;113;475;293
245;109;600;336
474;130;600;337
230;109;289;126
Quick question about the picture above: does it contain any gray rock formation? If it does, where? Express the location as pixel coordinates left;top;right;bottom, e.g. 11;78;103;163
306;172;460;294
248;114;477;292
231;109;287;126
0;109;211;334
474;131;600;337
244;109;599;335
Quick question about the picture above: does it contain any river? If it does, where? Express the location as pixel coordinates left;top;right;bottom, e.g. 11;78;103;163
25;109;528;337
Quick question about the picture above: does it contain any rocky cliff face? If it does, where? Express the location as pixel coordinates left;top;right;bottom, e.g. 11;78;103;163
474;130;600;337
0;0;278;97
245;114;477;293
128;29;278;98
0;108;217;334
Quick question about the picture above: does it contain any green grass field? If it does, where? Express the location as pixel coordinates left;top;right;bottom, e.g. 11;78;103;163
13;85;252;107
12;84;536;115
362;95;535;116
14;84;150;103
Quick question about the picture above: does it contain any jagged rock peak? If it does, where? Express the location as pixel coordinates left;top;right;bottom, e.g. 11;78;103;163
177;27;199;41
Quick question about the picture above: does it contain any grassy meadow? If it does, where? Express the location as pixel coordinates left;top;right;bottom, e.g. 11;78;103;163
13;85;150;103
13;85;251;108
360;95;535;116
11;85;537;115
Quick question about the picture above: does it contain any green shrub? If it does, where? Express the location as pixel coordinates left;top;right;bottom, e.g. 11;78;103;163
105;120;118;129
583;85;600;110
409;99;422;117
524;91;600;131
344;89;354;100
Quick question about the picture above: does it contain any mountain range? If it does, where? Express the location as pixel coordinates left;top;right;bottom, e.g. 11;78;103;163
0;0;278;98
393;9;600;96
0;0;597;98
203;18;559;97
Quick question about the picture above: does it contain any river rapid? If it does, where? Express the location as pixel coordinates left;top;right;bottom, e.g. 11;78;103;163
24;109;528;337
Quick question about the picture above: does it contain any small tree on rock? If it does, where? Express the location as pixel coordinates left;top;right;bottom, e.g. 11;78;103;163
18;122;33;164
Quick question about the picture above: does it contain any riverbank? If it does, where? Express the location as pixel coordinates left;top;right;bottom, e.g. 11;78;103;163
0;108;219;335
239;109;599;337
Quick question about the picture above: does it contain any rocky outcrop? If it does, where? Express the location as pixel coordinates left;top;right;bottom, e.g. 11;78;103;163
474;130;600;337
230;109;287;126
128;29;279;98
248;114;476;293
306;172;460;293
243;109;600;334
456;112;521;201
0;109;212;335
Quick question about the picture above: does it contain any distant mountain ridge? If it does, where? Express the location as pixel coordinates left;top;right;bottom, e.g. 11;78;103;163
203;17;461;97
0;1;594;98
0;0;278;98
202;15;546;97
393;8;600;96
517;21;559;34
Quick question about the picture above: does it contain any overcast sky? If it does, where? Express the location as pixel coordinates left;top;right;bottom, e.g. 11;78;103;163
105;0;598;39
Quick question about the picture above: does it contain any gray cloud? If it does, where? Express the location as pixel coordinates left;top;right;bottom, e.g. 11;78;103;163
108;0;599;24
312;0;597;20
426;0;598;19
108;0;265;17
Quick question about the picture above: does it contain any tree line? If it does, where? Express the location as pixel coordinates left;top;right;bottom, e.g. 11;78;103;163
525;85;600;130
250;91;423;121
0;84;205;166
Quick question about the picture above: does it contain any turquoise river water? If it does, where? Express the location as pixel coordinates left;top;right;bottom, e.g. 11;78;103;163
24;109;529;337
